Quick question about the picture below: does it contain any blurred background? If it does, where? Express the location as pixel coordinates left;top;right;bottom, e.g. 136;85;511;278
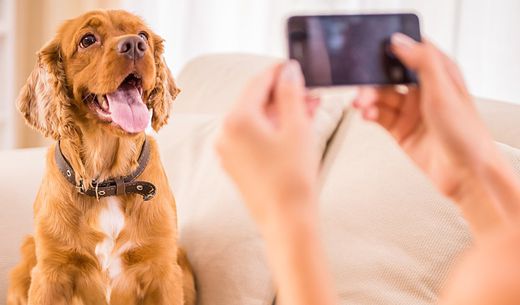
0;0;519;149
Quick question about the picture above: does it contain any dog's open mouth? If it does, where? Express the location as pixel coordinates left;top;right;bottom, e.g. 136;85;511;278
87;73;149;133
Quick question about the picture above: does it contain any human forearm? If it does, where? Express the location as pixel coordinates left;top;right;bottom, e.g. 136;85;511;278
216;61;334;304
438;230;520;305
354;35;520;238
261;197;338;305
451;152;520;237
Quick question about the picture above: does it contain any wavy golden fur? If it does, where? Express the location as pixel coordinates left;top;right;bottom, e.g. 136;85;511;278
7;10;195;305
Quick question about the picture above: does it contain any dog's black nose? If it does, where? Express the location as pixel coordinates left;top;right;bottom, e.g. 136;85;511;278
118;36;147;60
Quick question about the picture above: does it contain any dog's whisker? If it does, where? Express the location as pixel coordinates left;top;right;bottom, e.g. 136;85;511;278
81;93;95;104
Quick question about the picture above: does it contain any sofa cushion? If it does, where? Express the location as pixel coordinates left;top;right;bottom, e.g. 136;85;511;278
475;98;520;148
173;54;280;114
157;83;350;305
318;110;520;305
0;147;46;303
159;113;273;305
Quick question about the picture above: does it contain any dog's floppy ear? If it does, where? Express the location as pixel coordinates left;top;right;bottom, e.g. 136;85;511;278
148;34;181;131
17;39;77;140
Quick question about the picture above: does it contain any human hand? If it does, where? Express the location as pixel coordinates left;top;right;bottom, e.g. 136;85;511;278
354;33;520;234
215;61;321;230
354;33;496;197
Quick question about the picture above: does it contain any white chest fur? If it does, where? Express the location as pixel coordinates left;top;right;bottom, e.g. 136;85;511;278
95;197;131;302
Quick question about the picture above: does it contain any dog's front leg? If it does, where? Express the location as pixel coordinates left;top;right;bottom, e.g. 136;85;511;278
111;262;184;305
141;263;184;305
26;265;73;305
74;270;112;305
27;264;108;305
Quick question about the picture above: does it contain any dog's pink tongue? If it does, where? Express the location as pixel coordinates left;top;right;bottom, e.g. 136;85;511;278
106;84;149;133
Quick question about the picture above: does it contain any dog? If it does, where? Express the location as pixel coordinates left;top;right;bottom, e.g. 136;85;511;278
6;10;196;305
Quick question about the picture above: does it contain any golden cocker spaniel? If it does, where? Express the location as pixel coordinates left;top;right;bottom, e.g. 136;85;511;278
7;10;195;305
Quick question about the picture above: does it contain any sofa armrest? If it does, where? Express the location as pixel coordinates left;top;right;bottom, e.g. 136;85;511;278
0;147;46;303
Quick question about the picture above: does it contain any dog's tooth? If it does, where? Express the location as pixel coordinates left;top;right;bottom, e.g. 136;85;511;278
98;95;109;111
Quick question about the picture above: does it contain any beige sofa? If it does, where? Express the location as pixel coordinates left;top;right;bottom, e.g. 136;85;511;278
1;54;520;305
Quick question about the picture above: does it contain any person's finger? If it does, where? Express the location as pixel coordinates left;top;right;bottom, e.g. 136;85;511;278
265;101;278;124
378;87;405;110
390;33;428;69
224;63;283;135
305;94;321;118
361;105;378;120
431;45;470;98
274;60;308;128
353;86;379;108
390;34;445;85
362;103;399;131
265;94;319;124
355;86;405;116
390;87;422;143
233;62;283;115
390;33;466;112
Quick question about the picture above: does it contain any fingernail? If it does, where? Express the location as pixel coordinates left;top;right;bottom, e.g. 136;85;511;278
280;60;304;85
391;33;417;49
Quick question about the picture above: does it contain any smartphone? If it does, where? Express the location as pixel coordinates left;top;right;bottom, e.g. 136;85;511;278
287;14;421;87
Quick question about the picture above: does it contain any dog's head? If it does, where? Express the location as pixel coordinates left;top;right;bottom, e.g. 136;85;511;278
18;10;179;139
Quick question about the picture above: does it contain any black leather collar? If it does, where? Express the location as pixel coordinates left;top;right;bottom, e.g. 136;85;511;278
54;138;156;201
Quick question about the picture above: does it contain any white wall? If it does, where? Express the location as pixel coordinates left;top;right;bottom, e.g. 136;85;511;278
120;0;462;73
100;0;520;105
0;0;15;148
457;0;520;103
1;0;516;149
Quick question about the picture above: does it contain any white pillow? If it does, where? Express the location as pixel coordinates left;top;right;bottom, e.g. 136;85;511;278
159;114;273;305
157;90;351;305
318;111;520;305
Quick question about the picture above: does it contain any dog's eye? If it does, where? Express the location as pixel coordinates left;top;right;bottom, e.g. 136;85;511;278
79;34;97;48
138;32;149;41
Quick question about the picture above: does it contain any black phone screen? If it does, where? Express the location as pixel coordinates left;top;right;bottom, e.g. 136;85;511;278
287;14;421;87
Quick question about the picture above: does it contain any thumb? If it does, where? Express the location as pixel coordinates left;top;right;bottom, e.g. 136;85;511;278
390;33;443;82
274;61;307;127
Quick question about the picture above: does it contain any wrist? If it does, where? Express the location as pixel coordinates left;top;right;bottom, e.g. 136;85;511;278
258;194;338;305
260;189;319;238
452;147;510;199
450;152;520;235
261;202;321;260
467;151;520;198
265;177;318;217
